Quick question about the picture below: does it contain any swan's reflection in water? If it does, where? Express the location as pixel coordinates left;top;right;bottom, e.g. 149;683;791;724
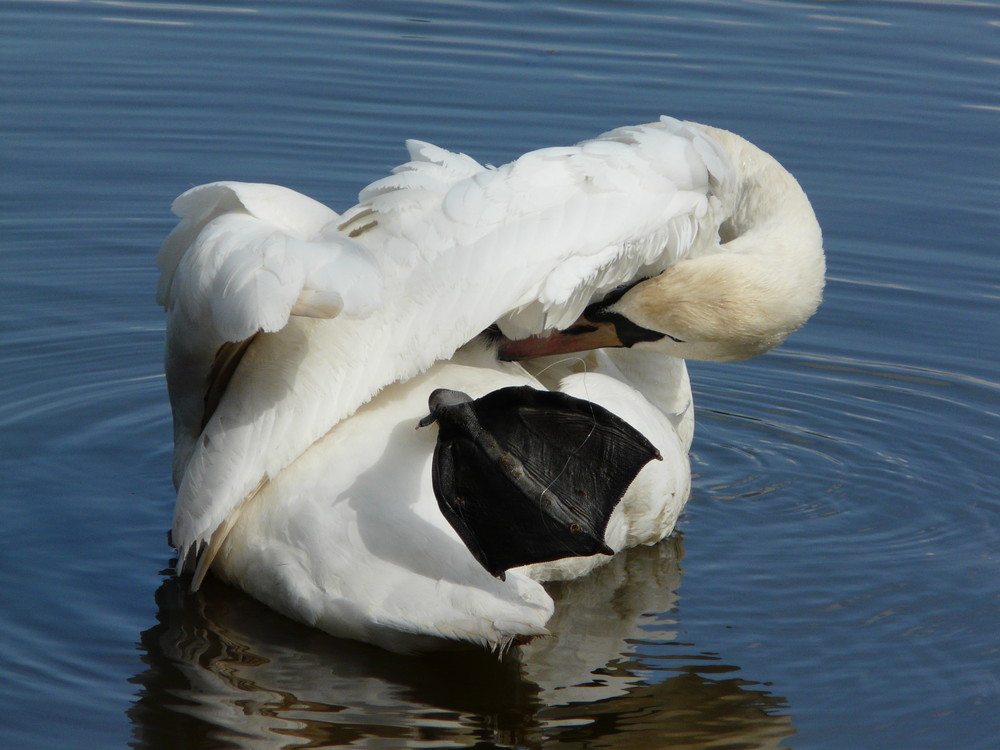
129;536;794;748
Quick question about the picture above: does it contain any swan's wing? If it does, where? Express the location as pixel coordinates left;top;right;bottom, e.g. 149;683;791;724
170;118;732;583
497;117;733;336
346;116;733;337
159;181;381;485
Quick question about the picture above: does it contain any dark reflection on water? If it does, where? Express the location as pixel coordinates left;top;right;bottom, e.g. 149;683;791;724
130;539;794;749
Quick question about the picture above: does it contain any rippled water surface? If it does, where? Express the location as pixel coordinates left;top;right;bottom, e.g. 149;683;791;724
2;1;998;748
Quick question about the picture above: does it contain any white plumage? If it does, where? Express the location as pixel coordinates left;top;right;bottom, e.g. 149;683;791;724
213;342;692;652
158;116;824;650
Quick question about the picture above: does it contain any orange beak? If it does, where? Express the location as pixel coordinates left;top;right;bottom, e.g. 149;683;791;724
496;318;624;361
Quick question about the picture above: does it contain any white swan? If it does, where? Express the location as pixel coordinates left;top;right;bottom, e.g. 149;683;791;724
158;117;823;651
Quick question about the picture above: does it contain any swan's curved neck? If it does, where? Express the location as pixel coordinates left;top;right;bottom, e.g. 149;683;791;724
692;124;818;252
618;125;825;362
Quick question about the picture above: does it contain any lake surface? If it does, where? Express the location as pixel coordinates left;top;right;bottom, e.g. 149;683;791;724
2;0;998;747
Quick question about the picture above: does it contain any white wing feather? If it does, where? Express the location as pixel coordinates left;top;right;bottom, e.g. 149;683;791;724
160;181;381;332
159;181;381;487
167;118;734;580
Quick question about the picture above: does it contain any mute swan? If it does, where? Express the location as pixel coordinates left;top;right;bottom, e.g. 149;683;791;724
158;116;823;650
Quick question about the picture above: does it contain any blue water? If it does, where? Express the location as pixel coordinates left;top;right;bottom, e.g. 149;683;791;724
2;1;998;748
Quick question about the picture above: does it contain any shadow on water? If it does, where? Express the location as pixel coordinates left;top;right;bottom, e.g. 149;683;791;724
128;537;795;749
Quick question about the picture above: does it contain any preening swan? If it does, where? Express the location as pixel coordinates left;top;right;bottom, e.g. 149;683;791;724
158;116;823;651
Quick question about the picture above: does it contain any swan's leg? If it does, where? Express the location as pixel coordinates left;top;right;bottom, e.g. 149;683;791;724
419;386;661;580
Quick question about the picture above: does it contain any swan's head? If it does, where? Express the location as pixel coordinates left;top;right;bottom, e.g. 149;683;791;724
498;256;821;363
500;217;823;364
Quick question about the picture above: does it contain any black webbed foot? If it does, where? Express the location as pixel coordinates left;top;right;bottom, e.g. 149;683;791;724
418;386;662;580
